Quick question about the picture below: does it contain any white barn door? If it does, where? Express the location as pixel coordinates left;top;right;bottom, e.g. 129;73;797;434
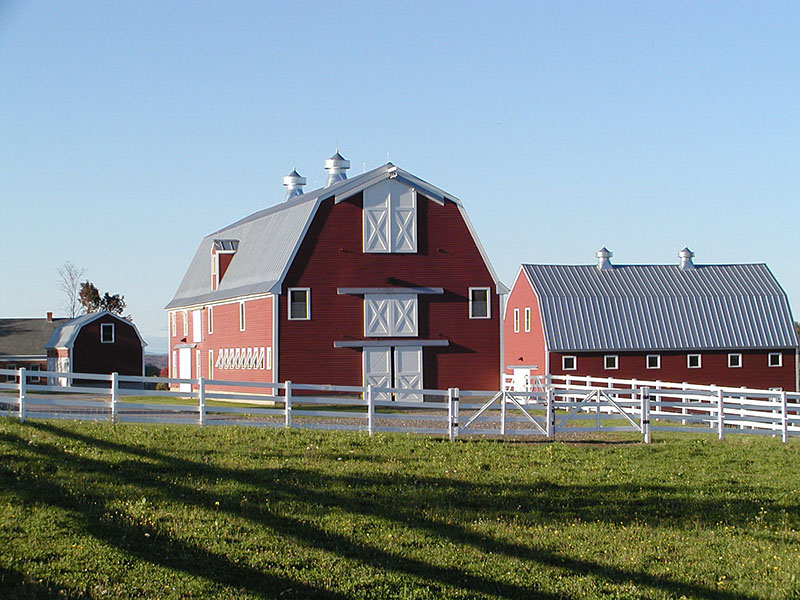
394;346;423;402
363;347;392;401
178;348;191;393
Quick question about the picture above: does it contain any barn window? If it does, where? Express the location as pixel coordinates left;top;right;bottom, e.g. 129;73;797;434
364;294;418;336
289;288;311;320
171;312;176;336
604;355;618;370
469;288;490;319
728;353;742;368
192;309;202;342
29;364;40;383
646;355;660;369
768;352;782;367
524;307;531;332
363;179;417;253
6;364;17;383
196;350;201;378
208;306;214;334
513;308;520;332
100;323;115;343
562;356;577;371
208;350;214;379
182;310;188;336
687;354;701;369
239;302;246;331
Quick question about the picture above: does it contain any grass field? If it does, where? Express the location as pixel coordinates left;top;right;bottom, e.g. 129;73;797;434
1;420;799;599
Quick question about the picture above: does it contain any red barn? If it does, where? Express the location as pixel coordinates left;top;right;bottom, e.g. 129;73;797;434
505;248;799;391
166;155;506;396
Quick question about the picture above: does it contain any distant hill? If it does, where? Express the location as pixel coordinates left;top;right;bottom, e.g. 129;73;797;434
144;353;168;370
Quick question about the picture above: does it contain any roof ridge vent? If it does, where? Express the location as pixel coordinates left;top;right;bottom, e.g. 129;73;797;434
596;247;613;270
324;150;350;187
282;169;307;201
679;246;696;270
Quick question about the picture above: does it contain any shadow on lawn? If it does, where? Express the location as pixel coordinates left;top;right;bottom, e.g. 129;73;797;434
3;421;790;600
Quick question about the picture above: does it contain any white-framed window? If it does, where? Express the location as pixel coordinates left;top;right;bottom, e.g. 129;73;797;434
562;355;577;371
266;347;272;370
768;352;782;367
208;350;214;380
192;309;202;343
100;323;115;344
171;350;176;378
289;288;311;320
239;302;246;331
363;179;417;253
646;354;661;369
687;354;701;369
513;308;520;333
29;363;40;383
524;307;531;332
196;350;201;378
208;306;214;334
469;287;490;319
182;310;188;336
364;294;418;336
604;355;618;370
171;312;176;337
211;253;218;290
728;353;742;368
6;364;17;382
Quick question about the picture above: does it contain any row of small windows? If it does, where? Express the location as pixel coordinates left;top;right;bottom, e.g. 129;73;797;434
561;352;785;371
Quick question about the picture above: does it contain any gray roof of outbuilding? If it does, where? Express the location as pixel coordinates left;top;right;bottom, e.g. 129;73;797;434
45;312;148;349
521;263;799;352
166;163;505;309
0;318;68;357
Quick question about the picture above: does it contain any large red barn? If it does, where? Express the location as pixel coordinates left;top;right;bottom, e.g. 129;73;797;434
166;155;506;396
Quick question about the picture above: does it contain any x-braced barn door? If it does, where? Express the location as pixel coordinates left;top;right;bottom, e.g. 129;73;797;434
363;346;423;402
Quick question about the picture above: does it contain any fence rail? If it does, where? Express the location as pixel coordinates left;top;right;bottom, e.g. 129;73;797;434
1;368;798;442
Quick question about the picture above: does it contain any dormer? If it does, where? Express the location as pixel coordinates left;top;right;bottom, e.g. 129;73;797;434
211;239;239;290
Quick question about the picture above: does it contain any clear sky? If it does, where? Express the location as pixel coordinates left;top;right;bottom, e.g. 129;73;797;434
2;1;799;354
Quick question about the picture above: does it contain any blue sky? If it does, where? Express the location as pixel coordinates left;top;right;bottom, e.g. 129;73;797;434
2;1;799;353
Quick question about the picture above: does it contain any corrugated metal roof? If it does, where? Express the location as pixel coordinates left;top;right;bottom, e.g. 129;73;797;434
166;163;506;309
45;312;148;349
0;318;67;356
522;263;799;351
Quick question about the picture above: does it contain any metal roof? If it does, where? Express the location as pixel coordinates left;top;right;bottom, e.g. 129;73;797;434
166;163;506;309
521;263;799;352
45;312;148;350
0;318;67;357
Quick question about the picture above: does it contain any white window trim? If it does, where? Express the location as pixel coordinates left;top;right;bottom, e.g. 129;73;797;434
524;307;531;332
768;352;782;367
469;287;491;319
604;355;618;370
100;323;115;344
239;301;246;331
208;350;214;380
208;306;214;334
728;353;742;368
171;312;176;337
196;350;201;378
6;364;17;382
513;308;520;333
562;355;577;371
182;310;188;336
687;354;702;369
646;354;661;369
288;288;311;320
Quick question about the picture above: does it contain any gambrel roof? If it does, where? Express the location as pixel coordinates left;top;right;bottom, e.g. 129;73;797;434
521;263;799;352
45;312;147;350
166;163;505;310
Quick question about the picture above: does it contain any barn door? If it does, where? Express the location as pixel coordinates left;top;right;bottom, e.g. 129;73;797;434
394;346;423;402
363;347;391;401
178;348;191;393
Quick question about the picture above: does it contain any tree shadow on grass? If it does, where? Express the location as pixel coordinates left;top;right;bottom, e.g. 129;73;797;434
0;565;92;600
4;421;793;600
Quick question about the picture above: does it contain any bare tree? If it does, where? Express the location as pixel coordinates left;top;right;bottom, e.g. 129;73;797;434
57;261;86;318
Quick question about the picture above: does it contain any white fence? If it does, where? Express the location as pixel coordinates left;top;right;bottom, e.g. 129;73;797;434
1;368;799;443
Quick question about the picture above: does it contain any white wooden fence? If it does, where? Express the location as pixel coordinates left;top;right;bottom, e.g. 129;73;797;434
1;368;798;443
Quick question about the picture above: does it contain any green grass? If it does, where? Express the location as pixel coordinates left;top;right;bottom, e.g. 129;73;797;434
1;420;799;599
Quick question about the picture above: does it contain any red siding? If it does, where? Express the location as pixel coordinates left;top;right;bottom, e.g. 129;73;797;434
504;270;547;379
279;193;501;390
72;315;143;376
550;349;797;391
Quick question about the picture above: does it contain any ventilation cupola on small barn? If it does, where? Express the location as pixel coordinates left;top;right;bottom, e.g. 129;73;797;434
324;150;350;187
282;169;306;201
596;247;613;270
679;247;696;270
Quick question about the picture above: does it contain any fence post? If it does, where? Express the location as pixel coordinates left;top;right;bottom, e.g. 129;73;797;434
18;367;26;424
640;386;651;443
781;391;788;443
198;377;206;427
284;381;292;428
546;383;555;439
447;387;459;441
717;388;725;441
367;384;374;436
500;391;507;436
680;381;687;425
110;372;119;423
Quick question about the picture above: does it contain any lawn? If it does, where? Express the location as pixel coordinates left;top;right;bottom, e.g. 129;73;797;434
1;420;799;599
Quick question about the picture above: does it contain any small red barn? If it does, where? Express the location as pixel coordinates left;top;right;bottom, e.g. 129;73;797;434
166;154;506;395
45;311;146;383
505;248;799;391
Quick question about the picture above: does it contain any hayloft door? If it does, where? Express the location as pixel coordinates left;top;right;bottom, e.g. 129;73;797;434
363;347;391;401
178;348;191;393
394;346;423;402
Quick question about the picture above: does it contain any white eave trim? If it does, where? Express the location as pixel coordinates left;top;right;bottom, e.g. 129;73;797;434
334;166;446;206
333;339;450;348
337;287;444;295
